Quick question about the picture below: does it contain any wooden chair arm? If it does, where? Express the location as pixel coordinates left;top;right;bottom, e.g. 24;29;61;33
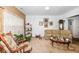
11;43;28;53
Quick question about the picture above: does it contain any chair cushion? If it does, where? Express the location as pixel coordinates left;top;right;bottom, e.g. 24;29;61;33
4;35;17;49
0;41;10;52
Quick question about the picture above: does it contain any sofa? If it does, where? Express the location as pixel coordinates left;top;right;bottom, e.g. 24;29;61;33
44;30;72;42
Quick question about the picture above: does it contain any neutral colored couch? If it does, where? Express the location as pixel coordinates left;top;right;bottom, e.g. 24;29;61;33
44;30;72;42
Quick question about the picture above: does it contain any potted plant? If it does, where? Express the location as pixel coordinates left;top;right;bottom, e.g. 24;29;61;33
25;35;32;42
14;34;25;44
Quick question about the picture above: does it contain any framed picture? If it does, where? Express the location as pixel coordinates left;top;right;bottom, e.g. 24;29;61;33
39;21;43;26
44;18;48;22
44;22;48;28
49;21;53;26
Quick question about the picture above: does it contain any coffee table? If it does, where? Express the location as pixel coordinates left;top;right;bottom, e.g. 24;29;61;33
50;39;71;49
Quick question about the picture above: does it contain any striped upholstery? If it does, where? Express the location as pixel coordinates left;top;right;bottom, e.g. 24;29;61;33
0;32;32;53
0;41;10;52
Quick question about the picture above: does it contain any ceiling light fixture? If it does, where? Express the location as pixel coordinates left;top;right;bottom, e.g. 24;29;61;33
45;6;50;10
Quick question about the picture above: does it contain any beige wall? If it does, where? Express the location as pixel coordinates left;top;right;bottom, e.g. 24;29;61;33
26;15;68;37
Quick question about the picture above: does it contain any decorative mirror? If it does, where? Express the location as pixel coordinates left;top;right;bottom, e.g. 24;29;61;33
59;20;65;30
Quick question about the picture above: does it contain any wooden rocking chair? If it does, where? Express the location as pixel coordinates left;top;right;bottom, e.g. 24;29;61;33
0;32;32;53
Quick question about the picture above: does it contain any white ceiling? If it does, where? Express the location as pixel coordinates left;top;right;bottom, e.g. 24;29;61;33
17;6;78;15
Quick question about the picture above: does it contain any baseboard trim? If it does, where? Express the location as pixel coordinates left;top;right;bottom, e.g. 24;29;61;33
72;37;79;42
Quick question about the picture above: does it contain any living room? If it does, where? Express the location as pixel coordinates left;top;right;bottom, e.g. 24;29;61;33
0;6;79;53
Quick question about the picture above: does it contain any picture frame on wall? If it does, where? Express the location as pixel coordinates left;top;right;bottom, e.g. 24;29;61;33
44;22;48;28
43;18;49;28
49;21;53;26
44;18;48;22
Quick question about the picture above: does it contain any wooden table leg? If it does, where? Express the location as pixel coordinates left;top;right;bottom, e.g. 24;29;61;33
67;43;70;49
52;41;54;46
